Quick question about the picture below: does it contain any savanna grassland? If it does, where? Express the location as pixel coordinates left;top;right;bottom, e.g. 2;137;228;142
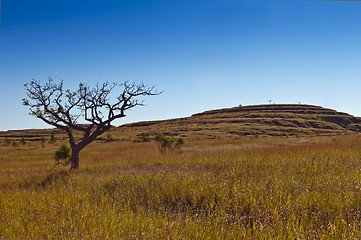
1;134;361;239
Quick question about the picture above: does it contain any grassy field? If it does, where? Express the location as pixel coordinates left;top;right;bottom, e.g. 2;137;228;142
1;134;361;239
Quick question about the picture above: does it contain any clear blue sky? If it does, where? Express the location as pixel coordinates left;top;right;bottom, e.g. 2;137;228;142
1;0;361;131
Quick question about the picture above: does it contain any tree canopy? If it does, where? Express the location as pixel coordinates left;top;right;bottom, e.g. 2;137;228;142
23;78;160;169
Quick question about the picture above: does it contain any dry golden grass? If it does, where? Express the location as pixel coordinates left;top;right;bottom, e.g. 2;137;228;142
1;134;361;238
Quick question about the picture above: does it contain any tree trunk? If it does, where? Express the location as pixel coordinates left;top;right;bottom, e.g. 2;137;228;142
70;148;80;169
67;125;108;169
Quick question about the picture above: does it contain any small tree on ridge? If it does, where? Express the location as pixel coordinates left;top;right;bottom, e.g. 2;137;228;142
23;78;159;169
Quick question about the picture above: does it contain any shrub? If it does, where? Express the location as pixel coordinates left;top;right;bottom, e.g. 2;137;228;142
20;137;26;145
49;131;56;143
40;136;46;148
106;134;116;142
154;133;184;153
174;137;185;150
3;138;11;146
135;133;151;142
53;144;71;169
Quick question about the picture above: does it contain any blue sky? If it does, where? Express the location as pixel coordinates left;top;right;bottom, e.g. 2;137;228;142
1;0;361;131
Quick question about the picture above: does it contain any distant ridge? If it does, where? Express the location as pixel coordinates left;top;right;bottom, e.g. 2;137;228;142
2;104;361;140
119;104;361;139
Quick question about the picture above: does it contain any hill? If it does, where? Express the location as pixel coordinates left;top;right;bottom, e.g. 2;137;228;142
2;104;361;141
117;104;361;140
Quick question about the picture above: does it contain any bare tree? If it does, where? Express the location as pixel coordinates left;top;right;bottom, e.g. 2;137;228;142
23;78;160;169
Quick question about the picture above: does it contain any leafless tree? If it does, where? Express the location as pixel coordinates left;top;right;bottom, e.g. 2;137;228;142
23;78;160;169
